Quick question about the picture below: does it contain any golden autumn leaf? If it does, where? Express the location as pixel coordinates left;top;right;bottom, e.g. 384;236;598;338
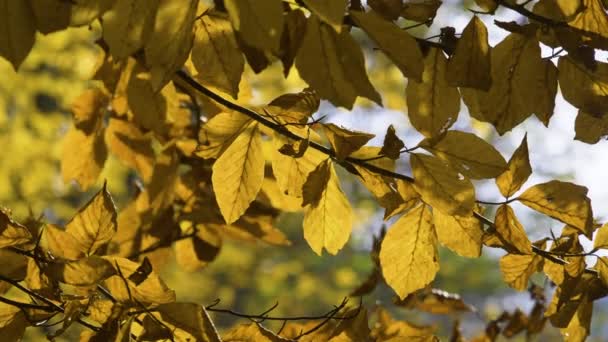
594;223;608;249
350;9;424;80
302;159;331;207
296;15;381;109
496;134;532;197
0;209;32;249
379;125;405;160
327;307;370;341
192;13;244;99
422;130;507;179
371;307;437;341
104;257;176;304
499;253;543;291
560;297;593;342
569;0;608;48
265;89;321;125
279;9;307;76
323;123;375;160
406;48;460;138
224;0;283;52
380;205;439;299
533;59;558;126
368;0;403;21
45;256;116;286
0;302;27;342
410;153;475;216
156;303;221;342
558;56;608;116
401;0;442;22
517;180;594;238
574;110;608;144
196;112;252;159
494;204;532;254
0;0;35;70
302;0;348;33
104;117;155;182
224;323;291;342
543;258;566;285
212;122;264;224
125;65;171;135
434;209;483;258
174;230;222;272
446;16;491;90
303;161;352;255
70;0;115;26
101;0;158;59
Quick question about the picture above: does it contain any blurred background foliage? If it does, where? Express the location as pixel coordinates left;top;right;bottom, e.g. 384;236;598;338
6;7;608;341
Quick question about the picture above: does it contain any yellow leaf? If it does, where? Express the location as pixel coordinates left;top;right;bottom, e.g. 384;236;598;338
136;147;179;218
156;303;221;342
46;256;116;286
126;64;169;135
401;0;442;22
560;297;593;342
271;133;326;197
574;110;608;144
594;223;608;249
350;9;424;80
303;162;352;255
499;253;543;291
144;0;197;89
406;48;460;138
354;166;415;216
327;307;370;341
496;134;532;197
517;180;594;237
569;0;608;46
212;122;264;224
434;210;483;258
380;205;439;299
323;123;375;160
104;117;155;182
446;16;491;90
192;14;245;99
224;0;283;51
265;89;320;125
42;224;85;260
371;307;437;340
410;153;475;216
379;125;405;160
30;0;71;34
302;0;348;33
174;229;221;272
196;112;252;159
101;0;159;59
302;159;331;207
474;0;497;12
0;209;32;248
0;302;27;342
494;204;532;254
543;259;565;285
0;0;35;70
279;9;307;76
70;0;115;26
296;15;381;109
558;56;608;116
533;59;558;126
104;257;175;304
226;214;291;246
422;130;507;179
224;323;291;342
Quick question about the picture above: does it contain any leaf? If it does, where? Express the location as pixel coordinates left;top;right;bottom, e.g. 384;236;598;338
42;224;85;260
46;256;116;286
406;48;460;138
104;117;155;182
224;0;283;51
265;89;320;125
101;0;159;59
224;323;292;342
368;0;403;21
496;134;532;197
279;9;307;76
371;307;437;341
0;302;27;342
446;16;491;90
196;112;252;159
65;183;118;256
302;0;347;33
422;130;507;179
144;0;197;89
212;122;265;224
574;110;608;144
350;9;424;80
174;230;222;272
434;210;483;258
401;0;442;22
125;63;169;135
410;153;475;216
380;125;405;160
302;159;331;207
494;204;532;254
499;253;543;291
296;15;381;109
560;296;593;342
0;0;35;70
303;162;352;255
569;0;608;48
156;303;221;342
104;257;176;304
70;0;115;26
558;56;608;116
380;205;439;299
517;180;594;238
0;209;32;248
533;59;558;126
323;123;375;160
192;14;244;99
327;307;370;341
594;223;608;249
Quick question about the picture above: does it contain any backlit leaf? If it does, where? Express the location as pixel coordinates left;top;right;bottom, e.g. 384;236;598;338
302;0;347;33
224;0;283;51
302;159;331;207
380;125;405;160
279;9;307;76
196;112;252;159
410;153;475;216
0;0;35;70
0;209;32;248
517;180;594;238
156;303;221;342
494;204;532;254
104;117;155;182
499;253;543;291
560;297;593;342
224;323;291;342
371;307;437;340
422;130;507;179
192;14;244;99
446;16;491;90
569;0;608;49
70;0;115;26
401;0;442;22
574;110;608;144
46;256;116;286
350;9;424;80
265;89;320;125
496;134;532;197
0;302;27;342
303;162;352;255
101;0;158;59
327;307;370;341
323;123;375;160
380;205;439;299
434;210;483;258
212;122;264;224
104;257;175;304
174;229;222;272
296;15;381;109
406;48;460;138
558;56;608;116
594;223;608;249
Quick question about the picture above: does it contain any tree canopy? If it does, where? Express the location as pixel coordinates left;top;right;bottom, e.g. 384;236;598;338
1;0;608;341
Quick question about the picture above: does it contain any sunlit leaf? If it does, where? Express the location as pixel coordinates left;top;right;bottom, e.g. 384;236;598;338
0;209;32;248
101;0;158;59
446;16;491;90
323;123;375;160
46;256;116;286
104;257;175;304
499;253;543;291
494;204;532;255
558;56;608;116
156;303;221;342
434;209;483;258
224;0;283;51
0;302;27;342
496;134;532;197
302;0;347;33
